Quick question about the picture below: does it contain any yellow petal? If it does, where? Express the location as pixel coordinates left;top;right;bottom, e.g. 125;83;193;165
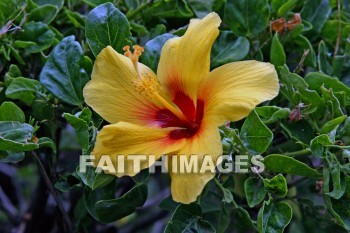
83;46;159;125
157;12;221;102
199;61;279;126
92;122;185;176
168;120;222;204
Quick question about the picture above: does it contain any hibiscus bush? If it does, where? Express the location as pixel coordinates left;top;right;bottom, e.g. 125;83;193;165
1;0;350;232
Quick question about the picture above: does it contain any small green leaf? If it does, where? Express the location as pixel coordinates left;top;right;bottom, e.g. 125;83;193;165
264;154;321;177
263;174;288;197
270;33;286;67
92;173;115;190
63;108;91;153
140;33;175;73
40;36;88;106
85;3;131;56
0;150;25;163
257;200;293;233
310;134;333;157
244;177;267;207
0;101;25;122
27;4;58;24
224;0;270;36
0;122;38;152
95;184;148;223
320;116;347;134
318;40;332;74
211;31;249;68
305;72;350;105
255;106;290;124
240;110;273;155
5;77;44;105
164;203;215;233
301;0;331;39
15;22;54;53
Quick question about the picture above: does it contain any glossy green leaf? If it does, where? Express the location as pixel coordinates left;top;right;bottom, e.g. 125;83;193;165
15;22;54;53
264;154;321;177
5;77;44;105
27;4;58;24
240;110;273;155
63;108;91;153
211;31;249;68
301;0;331;39
95;184;148;223
85;3;131;56
257;201;293;233
0;122;38;152
139;33;175;72
318;40;332;74
164;203;215;233
0;101;25;122
224;0;270;36
244;177;267;208
40;36;88;106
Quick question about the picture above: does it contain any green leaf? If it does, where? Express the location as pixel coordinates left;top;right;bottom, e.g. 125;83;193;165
305;72;350;105
257;201;293;233
187;0;215;18
27;4;58;24
0;101;25;122
264;154;321;177
310;135;333;157
63;108;91;153
318;40;332;75
278;65;325;115
164;203;215;233
85;3;131;56
92;173;115;190
293;35;317;67
5;77;44;105
244;177;267;208
38;137;56;153
40;36;88;106
240;110;273;155
270;33;286;68
15;22;54;53
139;33;175;73
276;0;298;17
263;174;288;197
224;0;270;36
320;116;347;134
32;0;63;8
323;163;350;230
326;154;346;199
301;0;331;39
210;32;249;69
0;151;25;163
255;106;290;124
95;184;148;223
143;0;193;18
0;122;38;152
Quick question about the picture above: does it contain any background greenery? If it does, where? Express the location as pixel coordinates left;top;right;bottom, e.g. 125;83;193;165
0;0;350;232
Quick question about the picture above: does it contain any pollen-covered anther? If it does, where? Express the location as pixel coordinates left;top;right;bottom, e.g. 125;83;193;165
132;77;160;99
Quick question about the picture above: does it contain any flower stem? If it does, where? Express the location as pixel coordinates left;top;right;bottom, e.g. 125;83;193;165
284;148;312;157
32;152;73;232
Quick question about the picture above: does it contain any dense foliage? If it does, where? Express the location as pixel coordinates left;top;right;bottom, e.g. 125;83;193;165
0;0;350;232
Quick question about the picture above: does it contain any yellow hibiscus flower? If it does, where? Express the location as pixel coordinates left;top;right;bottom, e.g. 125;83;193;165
83;12;279;204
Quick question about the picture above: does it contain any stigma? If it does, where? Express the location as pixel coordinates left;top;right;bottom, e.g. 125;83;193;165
123;45;144;79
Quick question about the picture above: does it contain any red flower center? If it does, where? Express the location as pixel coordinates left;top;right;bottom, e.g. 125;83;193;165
155;92;204;140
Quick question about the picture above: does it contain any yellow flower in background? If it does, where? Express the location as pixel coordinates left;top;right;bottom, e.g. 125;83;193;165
83;12;279;204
